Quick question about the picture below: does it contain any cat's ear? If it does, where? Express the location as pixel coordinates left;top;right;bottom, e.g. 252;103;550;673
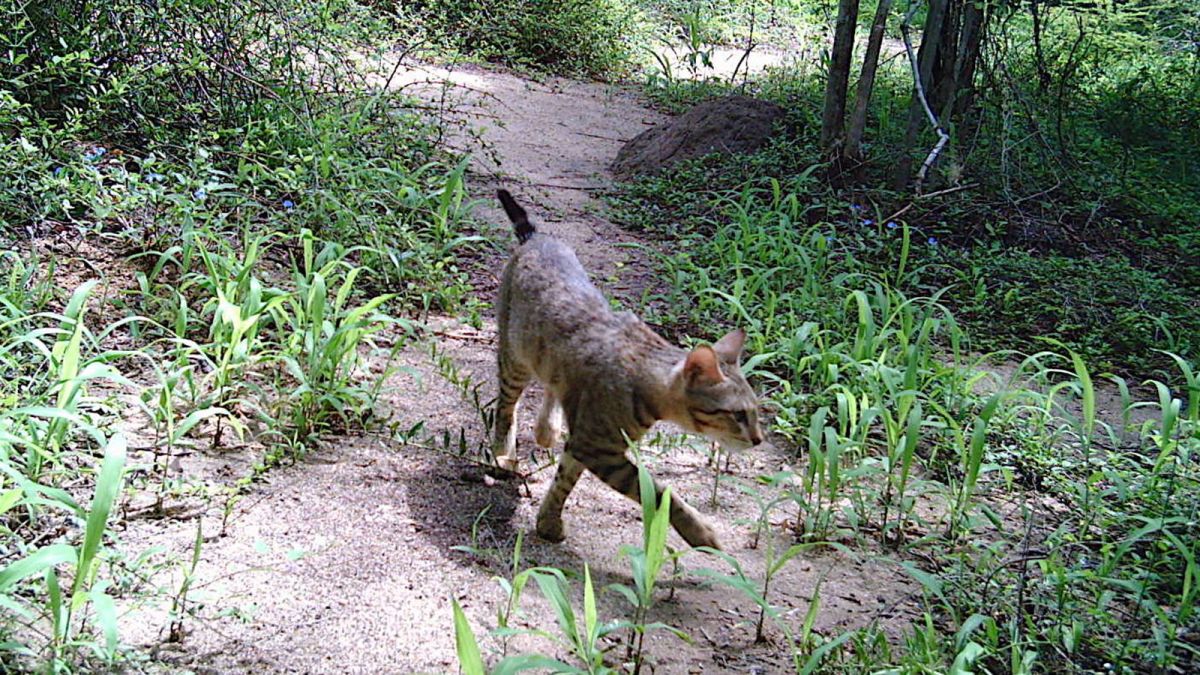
712;328;746;364
684;345;725;386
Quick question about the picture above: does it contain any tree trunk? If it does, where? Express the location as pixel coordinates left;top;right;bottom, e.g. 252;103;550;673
845;0;895;160
820;0;861;152
1031;0;1052;89
931;0;962;116
952;0;986;121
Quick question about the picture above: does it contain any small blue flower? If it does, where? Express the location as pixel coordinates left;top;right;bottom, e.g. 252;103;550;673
193;188;207;200
928;236;939;246
282;199;295;210
862;218;874;226
886;221;898;230
825;235;835;244
83;146;107;162
146;172;165;183
53;166;64;177
850;204;863;212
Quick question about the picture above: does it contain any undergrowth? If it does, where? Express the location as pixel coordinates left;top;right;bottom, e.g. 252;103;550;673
396;0;651;78
606;180;1199;672
0;0;474;668
621;1;1200;377
614;111;1197;378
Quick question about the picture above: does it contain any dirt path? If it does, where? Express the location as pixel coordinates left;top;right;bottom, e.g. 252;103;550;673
118;63;924;673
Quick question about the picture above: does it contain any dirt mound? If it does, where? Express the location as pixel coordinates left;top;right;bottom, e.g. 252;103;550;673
611;95;785;178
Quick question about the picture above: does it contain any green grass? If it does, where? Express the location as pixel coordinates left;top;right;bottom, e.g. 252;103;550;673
610;125;1198;378
602;173;1200;672
397;0;652;79
0;0;479;667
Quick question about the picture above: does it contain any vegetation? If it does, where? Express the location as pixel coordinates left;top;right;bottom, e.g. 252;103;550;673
624;0;1200;376
395;0;650;78
1;0;473;668
1;0;1196;672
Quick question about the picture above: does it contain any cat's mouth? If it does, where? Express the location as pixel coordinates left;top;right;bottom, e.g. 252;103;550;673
718;435;774;452
719;437;757;451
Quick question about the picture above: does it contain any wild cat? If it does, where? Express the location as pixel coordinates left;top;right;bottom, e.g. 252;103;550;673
492;189;765;550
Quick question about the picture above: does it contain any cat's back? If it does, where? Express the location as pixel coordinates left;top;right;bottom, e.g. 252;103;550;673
502;233;608;315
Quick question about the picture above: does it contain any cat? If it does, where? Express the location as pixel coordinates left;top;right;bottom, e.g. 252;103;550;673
492;189;764;550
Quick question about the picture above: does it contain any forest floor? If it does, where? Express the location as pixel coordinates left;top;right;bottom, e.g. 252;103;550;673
109;59;939;673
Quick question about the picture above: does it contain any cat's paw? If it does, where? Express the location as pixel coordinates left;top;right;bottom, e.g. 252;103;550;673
494;455;520;474
683;524;722;551
536;517;566;543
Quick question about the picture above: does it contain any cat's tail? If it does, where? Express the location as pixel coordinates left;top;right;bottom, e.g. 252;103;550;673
497;189;535;244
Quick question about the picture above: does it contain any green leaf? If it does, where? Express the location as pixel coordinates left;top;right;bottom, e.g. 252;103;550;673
90;583;119;654
451;598;485;675
172;407;228;442
531;570;578;648
798;630;854;675
0;544;76;593
0;489;24;516
606;582;639;608
71;434;127;599
643;486;671;600
583;565;597;646
493;653;581;675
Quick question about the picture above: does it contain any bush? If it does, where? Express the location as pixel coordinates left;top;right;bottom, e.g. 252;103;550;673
406;0;647;77
0;0;476;309
940;247;1200;375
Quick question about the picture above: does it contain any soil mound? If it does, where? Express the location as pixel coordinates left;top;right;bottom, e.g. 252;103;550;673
612;95;785;178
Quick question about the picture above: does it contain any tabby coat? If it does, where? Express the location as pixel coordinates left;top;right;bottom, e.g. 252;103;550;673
493;190;764;550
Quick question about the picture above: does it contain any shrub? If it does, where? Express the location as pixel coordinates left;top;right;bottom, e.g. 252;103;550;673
405;0;647;77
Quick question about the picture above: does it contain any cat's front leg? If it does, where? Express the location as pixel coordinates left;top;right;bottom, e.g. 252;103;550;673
578;450;721;550
535;453;585;542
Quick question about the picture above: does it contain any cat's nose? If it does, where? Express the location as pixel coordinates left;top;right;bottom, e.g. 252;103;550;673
749;426;764;446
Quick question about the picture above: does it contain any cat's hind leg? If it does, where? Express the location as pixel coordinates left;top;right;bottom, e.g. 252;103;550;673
534;394;566;448
576;450;721;550
493;355;530;473
535;452;584;542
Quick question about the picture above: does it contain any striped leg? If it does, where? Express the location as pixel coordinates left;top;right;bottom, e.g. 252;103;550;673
493;355;530;473
535;453;585;542
577;451;721;550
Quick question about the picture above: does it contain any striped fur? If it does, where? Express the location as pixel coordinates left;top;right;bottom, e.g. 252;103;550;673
493;191;764;550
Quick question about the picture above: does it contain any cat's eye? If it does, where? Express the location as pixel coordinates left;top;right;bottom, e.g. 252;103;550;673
734;411;749;425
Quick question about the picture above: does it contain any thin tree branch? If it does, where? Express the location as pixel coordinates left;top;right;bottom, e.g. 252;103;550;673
900;0;951;195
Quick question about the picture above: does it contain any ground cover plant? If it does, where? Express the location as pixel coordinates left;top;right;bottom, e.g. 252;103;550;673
625;0;1200;378
0;0;475;668
1;0;1197;672
607;179;1200;671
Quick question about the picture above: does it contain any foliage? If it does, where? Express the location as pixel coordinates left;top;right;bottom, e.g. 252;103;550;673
939;246;1199;373
401;0;650;78
0;0;472;668
0;0;475;311
640;0;821;46
611;169;1200;671
627;0;1200;376
453;466;688;673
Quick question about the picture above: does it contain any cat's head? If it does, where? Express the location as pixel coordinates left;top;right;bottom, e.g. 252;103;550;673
675;329;766;450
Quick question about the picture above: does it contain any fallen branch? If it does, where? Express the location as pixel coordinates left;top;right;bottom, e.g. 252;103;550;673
881;183;978;224
918;182;978;199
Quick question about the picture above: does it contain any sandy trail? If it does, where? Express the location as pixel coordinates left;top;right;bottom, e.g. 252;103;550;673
118;63;924;673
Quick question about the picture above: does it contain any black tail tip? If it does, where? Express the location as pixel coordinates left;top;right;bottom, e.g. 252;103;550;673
497;189;535;244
